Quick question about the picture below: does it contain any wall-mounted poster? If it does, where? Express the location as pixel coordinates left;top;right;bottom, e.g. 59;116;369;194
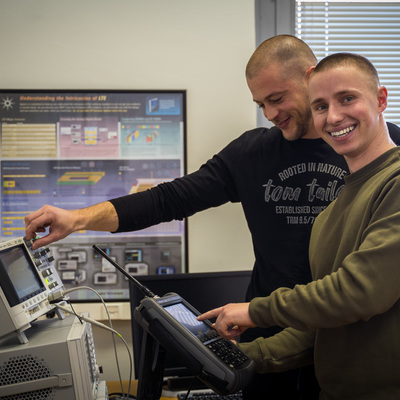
0;90;187;301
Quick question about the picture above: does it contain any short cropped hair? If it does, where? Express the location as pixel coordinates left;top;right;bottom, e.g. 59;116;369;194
311;52;380;89
246;35;317;80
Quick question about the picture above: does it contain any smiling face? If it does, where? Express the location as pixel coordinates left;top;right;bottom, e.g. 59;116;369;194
247;62;319;140
309;64;390;172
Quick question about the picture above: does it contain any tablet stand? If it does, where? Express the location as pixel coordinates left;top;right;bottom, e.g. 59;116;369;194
136;331;166;400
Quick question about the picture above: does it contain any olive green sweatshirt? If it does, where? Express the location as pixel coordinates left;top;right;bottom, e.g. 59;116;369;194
238;147;400;399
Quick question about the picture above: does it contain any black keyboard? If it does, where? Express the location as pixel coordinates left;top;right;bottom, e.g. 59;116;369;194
177;391;243;400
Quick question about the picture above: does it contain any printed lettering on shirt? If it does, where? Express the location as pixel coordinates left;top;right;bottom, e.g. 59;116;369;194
277;163;347;182
263;162;346;226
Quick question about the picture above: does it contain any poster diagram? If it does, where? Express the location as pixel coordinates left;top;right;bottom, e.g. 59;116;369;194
59;117;119;158
0;90;187;300
1;158;183;237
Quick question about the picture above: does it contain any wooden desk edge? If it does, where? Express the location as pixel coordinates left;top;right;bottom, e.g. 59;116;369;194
106;380;178;399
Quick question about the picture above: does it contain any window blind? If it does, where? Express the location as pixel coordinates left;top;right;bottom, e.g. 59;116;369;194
296;1;400;125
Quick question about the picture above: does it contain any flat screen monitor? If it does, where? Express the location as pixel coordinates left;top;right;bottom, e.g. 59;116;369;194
0;89;187;301
129;270;252;381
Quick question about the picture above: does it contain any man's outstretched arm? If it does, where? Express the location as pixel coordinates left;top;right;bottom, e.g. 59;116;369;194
24;202;119;250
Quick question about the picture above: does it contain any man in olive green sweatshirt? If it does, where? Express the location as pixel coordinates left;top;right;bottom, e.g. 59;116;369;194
199;53;400;399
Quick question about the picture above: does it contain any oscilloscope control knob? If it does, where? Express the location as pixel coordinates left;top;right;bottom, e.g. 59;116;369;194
34;259;43;268
40;248;50;256
24;237;35;248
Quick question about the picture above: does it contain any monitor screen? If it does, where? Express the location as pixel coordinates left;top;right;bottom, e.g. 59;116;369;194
0;89;187;301
129;270;251;380
0;244;45;307
163;302;210;338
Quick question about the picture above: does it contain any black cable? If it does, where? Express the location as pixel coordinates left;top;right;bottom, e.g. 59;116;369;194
66;300;83;324
182;376;197;400
109;393;136;399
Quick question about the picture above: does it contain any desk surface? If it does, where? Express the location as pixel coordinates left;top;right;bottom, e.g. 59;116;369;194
107;380;178;399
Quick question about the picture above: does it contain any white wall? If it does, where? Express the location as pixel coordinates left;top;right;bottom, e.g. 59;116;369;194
0;0;256;381
0;0;255;273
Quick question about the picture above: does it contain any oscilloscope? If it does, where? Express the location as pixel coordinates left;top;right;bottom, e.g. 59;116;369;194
0;236;64;343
